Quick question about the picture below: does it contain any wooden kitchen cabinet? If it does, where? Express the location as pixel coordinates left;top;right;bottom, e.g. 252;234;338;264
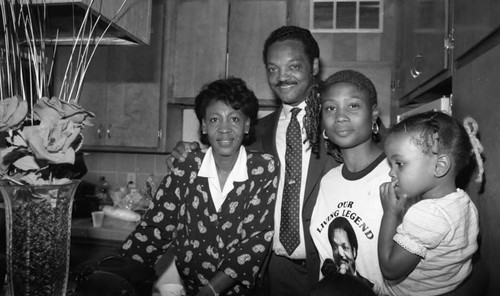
28;0;153;45
453;0;500;60
227;0;286;103
395;0;451;105
171;0;286;104
54;0;164;151
172;0;228;99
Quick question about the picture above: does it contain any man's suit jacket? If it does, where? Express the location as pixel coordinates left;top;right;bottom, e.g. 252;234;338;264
249;107;339;289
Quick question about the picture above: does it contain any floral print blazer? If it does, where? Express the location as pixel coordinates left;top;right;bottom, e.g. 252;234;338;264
120;149;279;295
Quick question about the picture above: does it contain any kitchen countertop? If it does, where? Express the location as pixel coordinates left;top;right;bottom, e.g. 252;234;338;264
71;217;139;242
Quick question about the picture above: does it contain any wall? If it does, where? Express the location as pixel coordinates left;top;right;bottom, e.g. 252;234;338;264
453;42;500;295
81;152;169;193
311;0;397;127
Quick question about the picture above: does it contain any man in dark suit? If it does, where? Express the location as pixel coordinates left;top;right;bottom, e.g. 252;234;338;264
251;26;338;296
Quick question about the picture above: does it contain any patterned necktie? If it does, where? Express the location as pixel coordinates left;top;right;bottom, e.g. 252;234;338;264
280;107;302;255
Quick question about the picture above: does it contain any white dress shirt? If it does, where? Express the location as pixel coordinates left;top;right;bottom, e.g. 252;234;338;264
198;146;248;211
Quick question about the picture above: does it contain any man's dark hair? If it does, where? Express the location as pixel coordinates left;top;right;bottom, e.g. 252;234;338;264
194;77;259;146
262;25;320;66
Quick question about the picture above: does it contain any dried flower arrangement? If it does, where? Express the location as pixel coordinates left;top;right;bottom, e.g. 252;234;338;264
0;0;127;185
0;2;130;294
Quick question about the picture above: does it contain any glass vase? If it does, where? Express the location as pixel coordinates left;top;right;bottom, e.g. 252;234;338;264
0;180;80;296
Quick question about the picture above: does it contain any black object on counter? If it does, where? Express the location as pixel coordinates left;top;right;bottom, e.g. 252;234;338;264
72;181;99;218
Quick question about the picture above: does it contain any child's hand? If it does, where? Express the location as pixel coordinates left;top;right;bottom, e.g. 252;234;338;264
379;181;407;216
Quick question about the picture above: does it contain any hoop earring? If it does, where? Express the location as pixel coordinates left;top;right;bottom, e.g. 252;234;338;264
372;122;379;135
322;129;329;140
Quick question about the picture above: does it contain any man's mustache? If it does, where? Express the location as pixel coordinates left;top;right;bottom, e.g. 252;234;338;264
276;81;297;87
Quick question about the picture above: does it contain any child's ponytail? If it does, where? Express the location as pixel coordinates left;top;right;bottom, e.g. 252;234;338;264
463;116;484;183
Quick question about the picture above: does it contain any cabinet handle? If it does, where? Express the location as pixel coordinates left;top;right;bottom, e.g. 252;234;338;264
410;55;423;78
106;124;112;139
97;124;103;139
410;68;420;78
391;79;400;92
444;30;454;50
157;129;162;146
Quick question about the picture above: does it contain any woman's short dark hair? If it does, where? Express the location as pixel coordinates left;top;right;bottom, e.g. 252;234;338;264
194;77;259;146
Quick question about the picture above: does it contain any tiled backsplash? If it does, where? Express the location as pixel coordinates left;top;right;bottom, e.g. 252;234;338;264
81;151;169;193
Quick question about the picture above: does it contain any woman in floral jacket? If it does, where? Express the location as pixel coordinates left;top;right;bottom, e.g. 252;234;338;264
120;77;279;296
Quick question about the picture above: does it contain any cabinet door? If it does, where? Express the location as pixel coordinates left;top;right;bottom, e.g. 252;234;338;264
53;47;109;146
71;0;161;150
173;0;229;98
104;81;160;148
78;49;109;147
454;0;500;59
227;0;287;102
103;0;163;148
398;0;449;98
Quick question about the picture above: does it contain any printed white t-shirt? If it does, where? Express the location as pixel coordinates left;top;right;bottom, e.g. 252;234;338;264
310;154;390;295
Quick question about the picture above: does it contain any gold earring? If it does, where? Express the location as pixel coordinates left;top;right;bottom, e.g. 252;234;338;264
372;122;379;135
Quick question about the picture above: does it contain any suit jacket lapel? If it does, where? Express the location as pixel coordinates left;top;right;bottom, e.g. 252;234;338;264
261;107;281;156
303;136;331;206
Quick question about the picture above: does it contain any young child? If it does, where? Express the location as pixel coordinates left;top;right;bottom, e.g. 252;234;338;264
310;69;390;295
378;111;481;295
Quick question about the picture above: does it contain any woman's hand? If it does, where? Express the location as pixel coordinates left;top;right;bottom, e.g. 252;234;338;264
165;141;200;171
195;272;236;296
195;285;216;296
379;181;407;217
